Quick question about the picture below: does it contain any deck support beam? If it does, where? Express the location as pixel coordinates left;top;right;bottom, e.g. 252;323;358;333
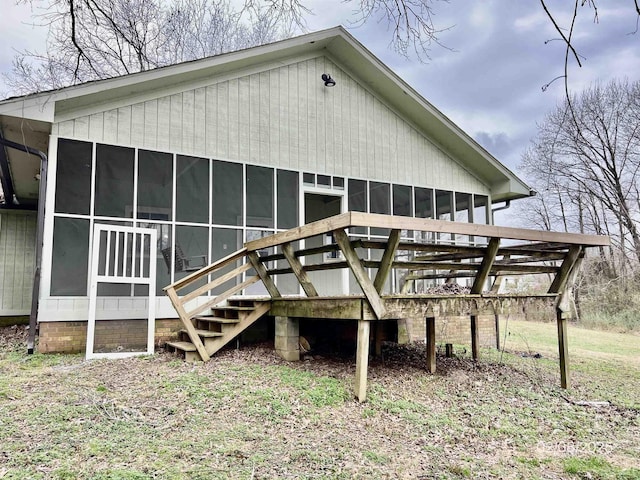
426;315;436;373
355;319;371;402
548;246;583;389
470;314;480;360
557;305;569;389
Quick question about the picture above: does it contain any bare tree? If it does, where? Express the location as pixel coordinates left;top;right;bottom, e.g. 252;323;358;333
5;0;300;94
540;1;640;109
519;79;640;273
6;1;640;97
5;0;447;95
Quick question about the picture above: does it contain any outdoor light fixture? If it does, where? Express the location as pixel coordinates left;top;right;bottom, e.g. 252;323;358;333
321;73;336;87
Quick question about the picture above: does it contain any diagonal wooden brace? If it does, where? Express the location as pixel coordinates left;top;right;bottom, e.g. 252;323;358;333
471;237;501;294
247;251;281;298
281;242;318;297
334;228;386;319
373;229;401;293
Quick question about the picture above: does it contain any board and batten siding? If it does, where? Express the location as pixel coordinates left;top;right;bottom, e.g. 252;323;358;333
0;211;36;315
52;55;488;195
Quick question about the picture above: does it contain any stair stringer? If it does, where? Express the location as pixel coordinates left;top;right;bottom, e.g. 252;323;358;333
204;302;272;357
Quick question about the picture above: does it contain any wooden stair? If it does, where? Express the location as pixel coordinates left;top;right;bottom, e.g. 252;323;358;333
165;299;271;361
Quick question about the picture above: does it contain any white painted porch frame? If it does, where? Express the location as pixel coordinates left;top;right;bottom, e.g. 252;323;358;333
86;224;157;360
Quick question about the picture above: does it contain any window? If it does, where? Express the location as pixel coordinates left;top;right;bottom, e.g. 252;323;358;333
95;144;134;218
51;217;90;295
174;225;208;294
473;195;489;224
176;155;209;223
246;165;274;228
414;187;433;219
213;160;242;226
348;179;367;235
55;138;92;215
137;150;172;220
393;184;412;217
317;174;331;187
455;192;472;244
370;181;390;236
436;190;453;242
277;169;298;229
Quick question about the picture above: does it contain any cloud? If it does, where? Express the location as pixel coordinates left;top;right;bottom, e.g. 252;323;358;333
474;131;512;158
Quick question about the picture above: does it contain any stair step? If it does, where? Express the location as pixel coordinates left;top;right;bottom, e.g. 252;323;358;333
181;329;224;338
195;316;240;324
213;306;256;311
166;341;197;352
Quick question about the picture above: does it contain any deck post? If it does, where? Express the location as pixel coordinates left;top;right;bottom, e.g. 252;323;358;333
470;314;480;360
494;313;501;350
355;319;371;402
557;304;570;389
426;316;436;373
374;322;383;356
275;316;299;361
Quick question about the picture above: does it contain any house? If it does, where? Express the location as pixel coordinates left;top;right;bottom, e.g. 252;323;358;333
0;26;534;355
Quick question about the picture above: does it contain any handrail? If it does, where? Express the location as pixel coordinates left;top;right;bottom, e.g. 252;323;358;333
165;212;611;349
245;212;610;251
164;247;248;293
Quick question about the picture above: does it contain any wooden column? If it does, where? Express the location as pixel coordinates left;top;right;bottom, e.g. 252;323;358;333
470;314;480;361
374;322;383;357
494;313;501;350
426;316;436;373
469;237;499;360
355;319;371;402
549;246;582;389
557;306;569;389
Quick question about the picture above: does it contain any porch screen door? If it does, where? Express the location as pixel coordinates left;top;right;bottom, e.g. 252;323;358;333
86;224;157;359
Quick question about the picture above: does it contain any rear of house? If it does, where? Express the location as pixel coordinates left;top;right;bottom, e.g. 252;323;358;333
0;27;531;354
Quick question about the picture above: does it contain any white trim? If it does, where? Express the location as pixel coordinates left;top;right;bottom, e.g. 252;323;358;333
86;224;156;360
302;188;347;295
40;135;59;299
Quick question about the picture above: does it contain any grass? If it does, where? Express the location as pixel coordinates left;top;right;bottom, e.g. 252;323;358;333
0;321;639;479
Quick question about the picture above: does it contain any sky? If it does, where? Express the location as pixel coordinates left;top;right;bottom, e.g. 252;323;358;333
1;0;639;178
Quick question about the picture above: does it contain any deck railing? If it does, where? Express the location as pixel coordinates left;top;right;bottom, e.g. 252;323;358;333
164;212;610;356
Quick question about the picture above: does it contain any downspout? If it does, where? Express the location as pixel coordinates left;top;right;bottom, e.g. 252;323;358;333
491;199;511;215
0;135;48;354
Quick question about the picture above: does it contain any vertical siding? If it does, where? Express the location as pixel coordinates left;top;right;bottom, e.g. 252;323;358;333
144;100;158;149
0;212;36;315
54;55;488;194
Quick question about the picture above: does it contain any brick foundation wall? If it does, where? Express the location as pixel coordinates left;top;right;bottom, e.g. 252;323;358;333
38;319;182;354
402;314;497;348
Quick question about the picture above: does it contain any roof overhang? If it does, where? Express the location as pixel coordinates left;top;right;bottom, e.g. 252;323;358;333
0;116;50;209
0;26;531;205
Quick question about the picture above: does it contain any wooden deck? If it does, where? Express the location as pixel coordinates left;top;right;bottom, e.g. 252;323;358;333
164;212;610;401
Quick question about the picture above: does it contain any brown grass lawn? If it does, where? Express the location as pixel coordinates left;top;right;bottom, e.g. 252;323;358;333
0;320;638;479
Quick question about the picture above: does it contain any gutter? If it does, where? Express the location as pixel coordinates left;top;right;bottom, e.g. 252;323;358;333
491;190;537;217
0;134;47;354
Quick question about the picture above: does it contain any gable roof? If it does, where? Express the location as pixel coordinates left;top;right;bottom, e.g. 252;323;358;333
0;26;531;208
